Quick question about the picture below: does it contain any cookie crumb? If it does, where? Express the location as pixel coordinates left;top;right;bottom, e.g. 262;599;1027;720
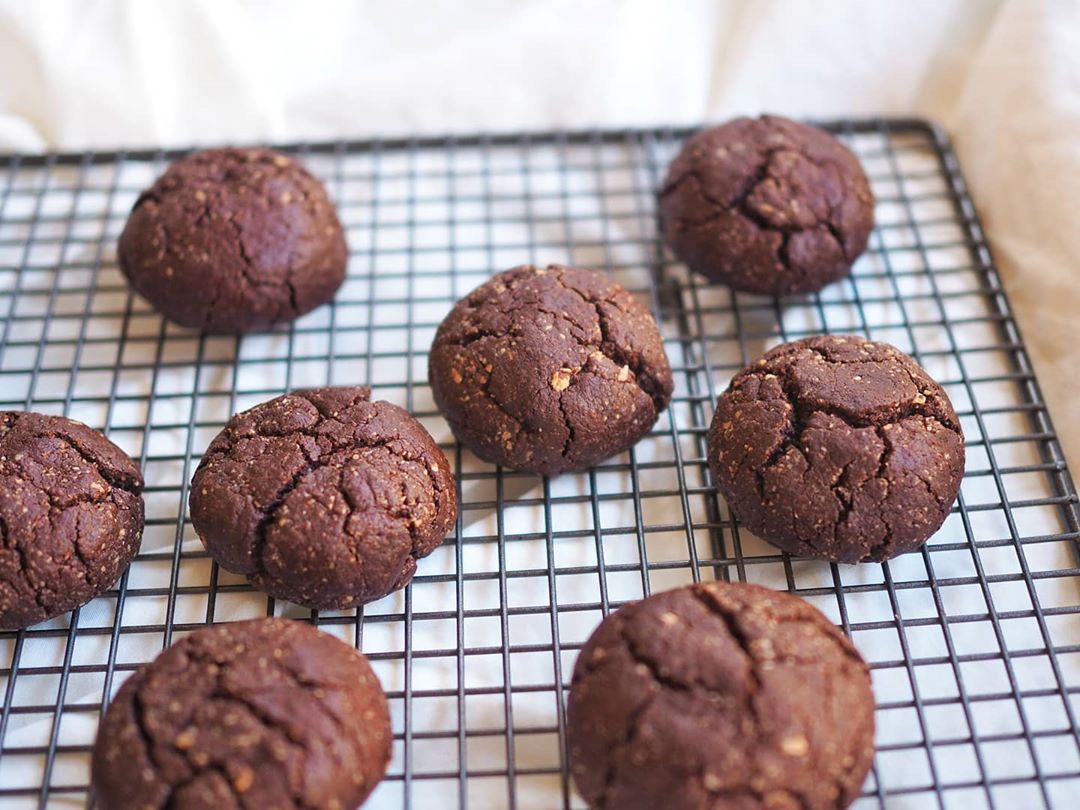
780;734;809;757
233;767;255;793
551;368;573;392
174;728;197;749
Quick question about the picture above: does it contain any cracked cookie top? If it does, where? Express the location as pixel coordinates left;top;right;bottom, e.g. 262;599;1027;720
118;148;347;333
708;335;965;562
92;617;391;810
189;387;457;609
660;115;874;295
428;264;674;475
0;411;144;630
567;581;875;810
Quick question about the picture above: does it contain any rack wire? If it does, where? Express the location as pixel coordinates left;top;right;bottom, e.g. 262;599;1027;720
0;120;1078;810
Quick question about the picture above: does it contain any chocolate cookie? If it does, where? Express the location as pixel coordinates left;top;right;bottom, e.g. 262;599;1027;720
118;147;347;332
660;115;874;295
428;264;674;475
92;617;391;810
0;411;144;630
709;335;964;562
190;386;457;609
567;582;875;810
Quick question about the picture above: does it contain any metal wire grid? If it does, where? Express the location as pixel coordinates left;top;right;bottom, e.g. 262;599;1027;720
0;120;1077;809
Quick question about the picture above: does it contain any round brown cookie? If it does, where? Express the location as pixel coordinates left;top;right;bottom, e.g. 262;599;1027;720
567;582;875;810
708;335;964;562
659;115;874;295
118;147;347;333
92;617;391;810
190;386;457;609
0;411;144;630
428;264;674;475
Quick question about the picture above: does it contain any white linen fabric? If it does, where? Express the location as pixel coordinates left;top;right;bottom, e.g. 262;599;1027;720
0;0;1076;467
1;5;1080;807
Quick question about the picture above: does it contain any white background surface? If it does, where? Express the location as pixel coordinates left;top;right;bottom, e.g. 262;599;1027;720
1;118;1078;810
1;2;1080;807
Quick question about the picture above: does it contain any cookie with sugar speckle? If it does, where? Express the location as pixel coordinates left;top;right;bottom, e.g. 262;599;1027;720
118;147;347;332
92;617;391;810
190;386;457;609
708;335;964;562
660;115;874;295
429;264;673;475
567;581;875;810
0;411;143;630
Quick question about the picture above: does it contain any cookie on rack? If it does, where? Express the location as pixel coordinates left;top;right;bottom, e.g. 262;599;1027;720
429;264;674;475
92;617;391;810
189;386;457;609
566;581;875;810
0;411;144;630
660;115;874;295
118;147;347;333
708;335;965;562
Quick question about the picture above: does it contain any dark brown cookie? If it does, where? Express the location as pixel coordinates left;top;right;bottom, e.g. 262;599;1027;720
0;411;144;630
708;335;964;562
92;617;391;810
428;264;674;475
190;386;457;609
660;115;874;295
567;581;875;810
118;147;347;333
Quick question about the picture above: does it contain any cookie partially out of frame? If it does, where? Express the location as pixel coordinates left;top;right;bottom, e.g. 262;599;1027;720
190;386;457;609
92;618;391;810
429;263;674;475
118;147;347;332
567;582;875;810
0;411;144;630
660;115;874;295
708;335;964;562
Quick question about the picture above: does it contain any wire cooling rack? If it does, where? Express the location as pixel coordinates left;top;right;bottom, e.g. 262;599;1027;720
0;120;1078;810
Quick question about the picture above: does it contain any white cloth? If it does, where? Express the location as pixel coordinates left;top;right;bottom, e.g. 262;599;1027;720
2;5;1080;806
0;0;1076;469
